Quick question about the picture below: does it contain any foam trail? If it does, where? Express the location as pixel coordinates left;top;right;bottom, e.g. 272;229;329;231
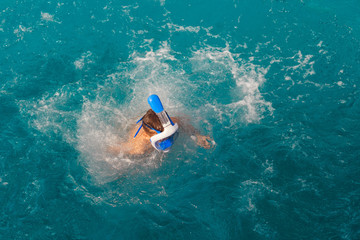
74;98;161;184
18;42;274;184
190;44;273;125
17;85;81;145
125;41;193;113
229;62;273;123
75;42;194;183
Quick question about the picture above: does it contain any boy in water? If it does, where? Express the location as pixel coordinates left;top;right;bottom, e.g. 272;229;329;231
108;109;213;155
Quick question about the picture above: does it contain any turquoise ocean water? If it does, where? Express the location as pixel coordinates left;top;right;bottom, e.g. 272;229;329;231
1;0;360;239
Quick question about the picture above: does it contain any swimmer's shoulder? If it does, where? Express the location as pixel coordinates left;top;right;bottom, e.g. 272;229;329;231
171;116;179;123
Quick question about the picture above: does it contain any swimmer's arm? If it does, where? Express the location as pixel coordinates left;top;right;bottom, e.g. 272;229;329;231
172;116;214;149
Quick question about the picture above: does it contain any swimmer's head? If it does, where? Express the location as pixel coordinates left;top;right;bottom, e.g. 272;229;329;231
142;109;164;136
133;95;179;152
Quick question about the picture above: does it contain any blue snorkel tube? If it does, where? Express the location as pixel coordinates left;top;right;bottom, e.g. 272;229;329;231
148;95;173;127
147;95;178;152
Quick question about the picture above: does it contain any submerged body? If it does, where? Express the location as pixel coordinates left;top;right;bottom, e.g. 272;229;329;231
109;95;213;156
108;116;213;155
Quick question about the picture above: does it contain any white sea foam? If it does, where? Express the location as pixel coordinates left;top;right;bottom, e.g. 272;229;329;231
13;25;32;41
18;86;80;145
281;49;321;91
74;51;94;70
126;41;192;112
40;12;61;24
190;44;274;124
76;100;143;183
337;81;344;87
18;42;275;183
230;62;273;123
165;23;220;39
17;43;190;184
41;12;54;21
75;42;193;183
166;23;201;33
18;84;156;184
289;51;315;78
234;179;279;221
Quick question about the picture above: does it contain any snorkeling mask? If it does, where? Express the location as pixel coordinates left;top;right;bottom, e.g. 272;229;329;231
134;95;179;152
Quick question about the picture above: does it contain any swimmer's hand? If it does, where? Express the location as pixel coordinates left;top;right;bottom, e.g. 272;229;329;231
192;135;214;149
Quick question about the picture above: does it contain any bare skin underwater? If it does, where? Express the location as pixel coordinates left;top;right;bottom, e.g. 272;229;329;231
108;116;213;156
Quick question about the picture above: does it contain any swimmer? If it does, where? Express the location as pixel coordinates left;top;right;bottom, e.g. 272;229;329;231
108;94;213;155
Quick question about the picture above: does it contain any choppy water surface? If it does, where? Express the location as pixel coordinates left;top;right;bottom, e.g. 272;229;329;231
1;0;360;239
